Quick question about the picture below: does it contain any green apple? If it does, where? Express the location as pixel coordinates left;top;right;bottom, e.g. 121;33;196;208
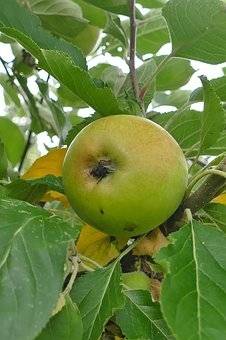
122;271;150;291
73;24;100;56
63;115;188;237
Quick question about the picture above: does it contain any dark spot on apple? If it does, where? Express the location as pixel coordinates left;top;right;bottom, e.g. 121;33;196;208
124;224;137;232
100;208;104;215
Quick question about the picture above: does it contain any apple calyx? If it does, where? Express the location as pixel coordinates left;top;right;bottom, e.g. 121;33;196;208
89;159;115;182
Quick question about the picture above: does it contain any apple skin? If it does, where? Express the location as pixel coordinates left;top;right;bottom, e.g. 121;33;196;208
122;272;150;291
73;25;100;56
63;115;188;237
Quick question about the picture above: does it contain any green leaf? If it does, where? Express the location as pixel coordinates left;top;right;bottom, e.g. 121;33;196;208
57;85;88;108
116;290;173;340
0;198;80;340
155;221;226;340
0;117;25;165
74;0;107;28
0;0;86;69
71;261;124;340
203;203;226;233
37;296;83;340
5;175;64;203
104;14;128;48
0;73;21;107
199;77;224;153
27;0;88;44
138;0;167;8
163;0;226;64
0;140;8;178
42;50;130;115
155;56;194;91
81;0;143;18
190;76;226;103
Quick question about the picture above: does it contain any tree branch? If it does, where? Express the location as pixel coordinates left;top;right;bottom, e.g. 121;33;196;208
161;157;226;235
18;130;32;174
129;0;144;113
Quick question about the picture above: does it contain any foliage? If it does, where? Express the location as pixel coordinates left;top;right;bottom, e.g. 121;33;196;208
0;0;226;339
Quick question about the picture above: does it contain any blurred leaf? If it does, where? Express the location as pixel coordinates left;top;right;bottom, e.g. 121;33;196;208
0;73;21;107
27;0;88;44
133;228;169;256
138;0;167;8
81;0;143;18
163;0;226;64
0;0;86;69
37;296;83;340
74;0;107;28
155;221;226;340
77;224;128;267
0;117;25;165
116;290;173;340
154;90;191;108
203;203;226;233
155;56;194;91
5;175;64;203
104;14;128;48
57;85;88;108
0;198;80;340
199;77;224;153
0;140;8;178
71;261;124;340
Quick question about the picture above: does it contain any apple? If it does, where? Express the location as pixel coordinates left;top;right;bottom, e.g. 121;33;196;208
63;115;188;237
73;25;100;56
122;271;150;291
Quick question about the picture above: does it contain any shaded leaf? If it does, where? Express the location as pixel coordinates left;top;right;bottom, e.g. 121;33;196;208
203;203;226;233
116;290;173;340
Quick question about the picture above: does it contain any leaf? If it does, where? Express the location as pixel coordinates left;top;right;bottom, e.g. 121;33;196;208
163;0;226;64
138;0;167;8
74;0;107;29
0;73;21;107
0;140;8;178
155;221;226;340
22;148;68;205
0;0;86;69
0;198;80;340
116;290;173;340
81;0;143;18
71;261;124;340
5;175;64;203
213;193;226;206
0;117;25;165
191;76;226;103
203;203;226;233
77;224;128;267
27;0;88;44
133;228;169;256
37;296;83;340
154;90;191;108
155;56;194;91
199;77;224;153
104;14;128;48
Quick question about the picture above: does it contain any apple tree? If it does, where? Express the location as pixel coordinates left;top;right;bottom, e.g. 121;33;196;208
0;0;226;339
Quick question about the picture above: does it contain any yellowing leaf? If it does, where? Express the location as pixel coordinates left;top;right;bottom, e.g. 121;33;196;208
213;193;226;206
133;228;169;256
77;225;128;267
22;148;68;205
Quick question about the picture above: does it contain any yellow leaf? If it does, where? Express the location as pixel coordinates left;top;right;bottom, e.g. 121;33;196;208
133;228;169;256
77;225;128;267
213;193;226;205
22;148;68;205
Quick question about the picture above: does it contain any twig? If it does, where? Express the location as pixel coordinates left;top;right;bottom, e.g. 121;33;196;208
0;57;14;82
161;157;226;235
128;0;144;114
18;130;32;173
